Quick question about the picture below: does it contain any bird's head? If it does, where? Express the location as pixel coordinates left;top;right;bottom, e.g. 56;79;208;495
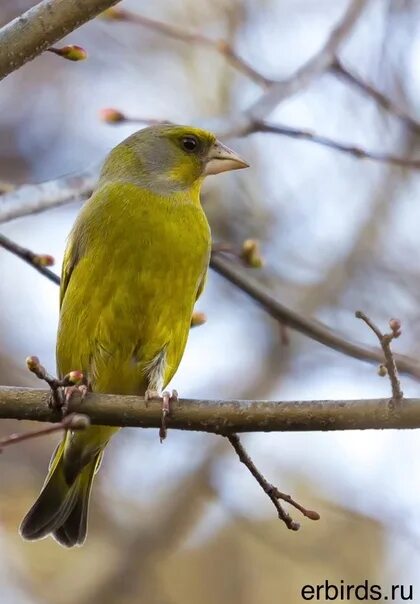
100;124;249;194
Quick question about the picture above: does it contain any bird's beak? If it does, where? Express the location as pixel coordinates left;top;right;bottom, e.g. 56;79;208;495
204;140;249;175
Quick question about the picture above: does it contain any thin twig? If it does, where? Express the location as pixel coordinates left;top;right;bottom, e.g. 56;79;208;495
103;7;271;88
0;167;97;225
226;433;319;530
0;233;59;284
26;355;84;409
355;311;404;404
99;110;420;169
0;413;89;452
253;121;420;169
331;59;420;135
210;254;420;380
247;0;368;121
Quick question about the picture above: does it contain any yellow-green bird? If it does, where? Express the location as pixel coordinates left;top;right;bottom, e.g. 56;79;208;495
19;124;248;547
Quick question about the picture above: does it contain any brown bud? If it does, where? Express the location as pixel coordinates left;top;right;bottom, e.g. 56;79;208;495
389;318;401;337
240;239;264;268
216;40;231;53
378;364;387;377
304;509;321;521
26;355;40;372
191;311;207;328
99;108;126;124
48;45;88;61
100;7;126;20
34;254;55;267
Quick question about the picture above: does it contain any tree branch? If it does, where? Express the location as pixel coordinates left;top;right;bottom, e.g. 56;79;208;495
210;254;420;379
99;113;420;169
0;0;121;81
0;167;97;224
226;433;319;529
0;412;88;451
253;121;420;169
102;7;271;89
246;0;368;121
331;59;420;135
0;233;59;284
2;387;420;431
356;312;404;404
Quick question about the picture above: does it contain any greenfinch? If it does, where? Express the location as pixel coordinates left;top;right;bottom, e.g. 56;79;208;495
20;124;248;547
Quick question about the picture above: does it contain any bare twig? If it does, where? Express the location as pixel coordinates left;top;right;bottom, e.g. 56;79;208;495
331;59;420;135
0;413;89;452
210;254;420;380
226;433;319;530
26;355;83;409
0;0;121;81
102;7;271;88
355;312;404;404
4;387;420;431
253;121;420;169
0;233;59;284
247;0;368;121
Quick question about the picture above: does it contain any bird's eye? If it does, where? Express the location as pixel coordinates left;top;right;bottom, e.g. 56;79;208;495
182;136;198;152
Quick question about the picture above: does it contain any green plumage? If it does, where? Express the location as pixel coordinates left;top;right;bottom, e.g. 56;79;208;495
20;124;247;546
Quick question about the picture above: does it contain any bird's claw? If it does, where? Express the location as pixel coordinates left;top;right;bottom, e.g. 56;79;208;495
145;389;178;442
62;384;88;417
160;389;178;442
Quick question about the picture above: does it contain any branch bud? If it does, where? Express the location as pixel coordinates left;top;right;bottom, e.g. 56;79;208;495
26;356;40;372
48;45;88;61
241;239;264;268
389;318;401;338
304;509;321;521
34;254;55;267
378;364;387;377
99;108;126;123
100;7;127;20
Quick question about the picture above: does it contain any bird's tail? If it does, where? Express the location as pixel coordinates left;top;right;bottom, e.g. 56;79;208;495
20;438;102;547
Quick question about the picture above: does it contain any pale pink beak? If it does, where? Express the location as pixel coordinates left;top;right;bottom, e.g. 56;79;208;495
204;140;249;175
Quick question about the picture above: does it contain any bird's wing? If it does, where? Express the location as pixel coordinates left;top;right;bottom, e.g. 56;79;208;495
60;234;82;309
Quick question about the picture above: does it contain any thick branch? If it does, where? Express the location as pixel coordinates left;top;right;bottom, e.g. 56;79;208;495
0;0;120;81
2;387;420;431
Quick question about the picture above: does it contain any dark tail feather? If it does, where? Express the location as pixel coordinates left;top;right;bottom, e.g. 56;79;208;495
20;442;101;547
53;455;99;547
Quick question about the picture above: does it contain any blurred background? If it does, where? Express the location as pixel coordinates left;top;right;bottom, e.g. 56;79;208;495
1;0;420;602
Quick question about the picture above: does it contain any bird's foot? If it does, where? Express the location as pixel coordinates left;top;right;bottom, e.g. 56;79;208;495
145;388;178;442
62;384;88;417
